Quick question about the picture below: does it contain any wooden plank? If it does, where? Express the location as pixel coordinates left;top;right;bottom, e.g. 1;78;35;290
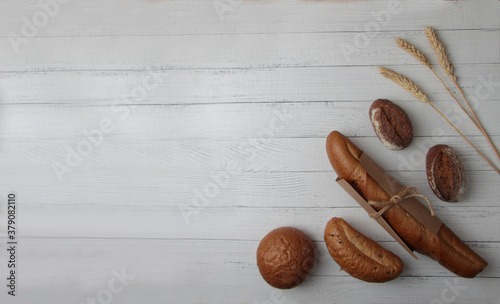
1;0;499;37
2;237;497;279
1;168;497;208
1;135;499;172
0;237;497;303
2;205;496;243
2;65;499;104
1;137;499;178
1;102;499;142
2;30;498;71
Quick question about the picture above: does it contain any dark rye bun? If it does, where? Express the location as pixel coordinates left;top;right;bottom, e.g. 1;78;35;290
257;227;315;289
326;131;487;278
369;99;413;150
426;144;467;202
324;217;403;282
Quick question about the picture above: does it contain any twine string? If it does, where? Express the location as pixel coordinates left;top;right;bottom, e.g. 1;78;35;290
367;186;435;219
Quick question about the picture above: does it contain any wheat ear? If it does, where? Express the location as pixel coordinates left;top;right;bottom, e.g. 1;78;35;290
395;38;431;68
396;37;480;129
425;27;456;81
378;67;429;103
425;27;500;161
378;66;500;174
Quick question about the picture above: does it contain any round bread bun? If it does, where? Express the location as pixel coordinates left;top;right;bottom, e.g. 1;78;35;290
256;227;315;289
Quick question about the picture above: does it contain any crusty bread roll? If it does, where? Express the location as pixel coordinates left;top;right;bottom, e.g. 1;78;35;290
426;144;467;202
326;131;487;278
369;99;413;150
257;227;315;289
324;217;403;282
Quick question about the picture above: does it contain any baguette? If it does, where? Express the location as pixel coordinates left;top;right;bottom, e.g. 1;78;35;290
326;131;487;278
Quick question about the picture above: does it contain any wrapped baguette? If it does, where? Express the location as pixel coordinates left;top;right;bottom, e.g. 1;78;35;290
326;131;487;278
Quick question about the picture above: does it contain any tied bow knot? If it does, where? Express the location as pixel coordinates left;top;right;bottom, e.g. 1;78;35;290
367;186;435;219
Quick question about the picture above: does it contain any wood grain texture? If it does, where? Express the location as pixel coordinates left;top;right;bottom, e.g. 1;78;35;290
1;30;499;71
0;0;499;303
0;237;498;303
0;104;499;140
1;0;499;36
1;65;499;104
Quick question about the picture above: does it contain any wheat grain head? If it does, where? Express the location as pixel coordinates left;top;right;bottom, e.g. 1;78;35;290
425;27;457;81
378;66;430;104
396;38;431;68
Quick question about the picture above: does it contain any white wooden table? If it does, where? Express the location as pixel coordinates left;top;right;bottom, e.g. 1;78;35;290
1;1;499;303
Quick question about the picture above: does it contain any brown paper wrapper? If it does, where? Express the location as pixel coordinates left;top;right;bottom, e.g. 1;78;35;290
336;152;443;260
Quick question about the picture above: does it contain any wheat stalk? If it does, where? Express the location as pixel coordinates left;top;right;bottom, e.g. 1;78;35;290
396;37;480;129
378;66;500;174
378;67;429;103
424;27;500;162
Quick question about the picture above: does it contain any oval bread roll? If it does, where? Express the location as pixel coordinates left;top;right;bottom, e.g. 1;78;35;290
369;98;413;150
426;144;467;202
324;217;403;283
